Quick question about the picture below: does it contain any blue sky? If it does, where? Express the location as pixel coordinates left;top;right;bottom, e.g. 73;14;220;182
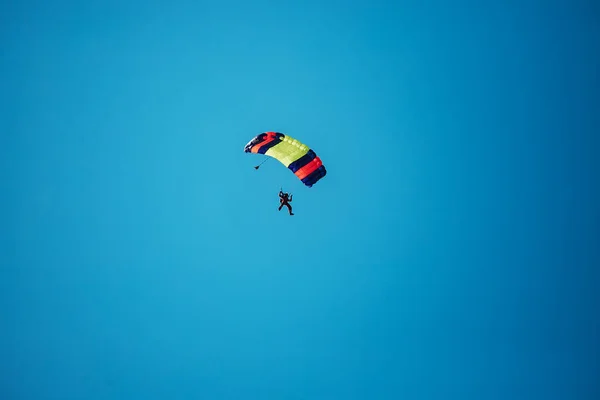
1;0;599;399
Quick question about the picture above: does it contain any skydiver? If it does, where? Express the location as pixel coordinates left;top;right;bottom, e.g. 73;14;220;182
278;190;294;215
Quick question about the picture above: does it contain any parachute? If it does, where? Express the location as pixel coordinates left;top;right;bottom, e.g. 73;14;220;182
244;132;327;187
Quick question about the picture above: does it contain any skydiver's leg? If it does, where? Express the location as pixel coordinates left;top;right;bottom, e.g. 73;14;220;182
286;203;293;215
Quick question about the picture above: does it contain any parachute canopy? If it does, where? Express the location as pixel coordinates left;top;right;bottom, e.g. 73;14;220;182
244;132;327;187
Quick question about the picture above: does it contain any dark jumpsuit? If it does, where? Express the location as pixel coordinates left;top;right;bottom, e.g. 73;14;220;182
278;191;294;215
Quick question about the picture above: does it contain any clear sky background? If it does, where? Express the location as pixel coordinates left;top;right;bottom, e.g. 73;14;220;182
2;1;599;399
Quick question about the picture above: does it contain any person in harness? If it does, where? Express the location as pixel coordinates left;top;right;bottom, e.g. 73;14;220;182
278;189;294;215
